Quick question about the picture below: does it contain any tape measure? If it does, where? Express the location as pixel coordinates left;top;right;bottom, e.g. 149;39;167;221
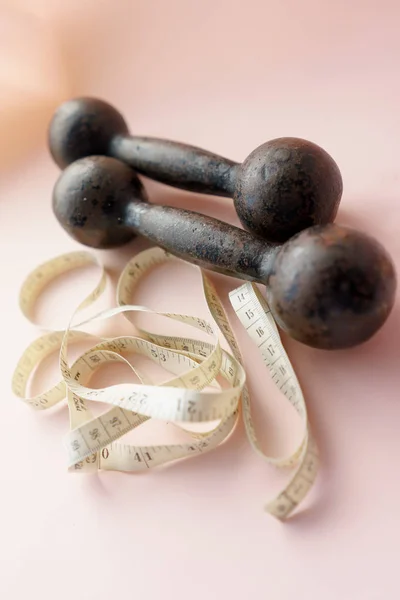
11;246;318;520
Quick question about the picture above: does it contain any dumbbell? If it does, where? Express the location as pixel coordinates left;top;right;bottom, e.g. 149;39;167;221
48;97;343;243
52;155;396;350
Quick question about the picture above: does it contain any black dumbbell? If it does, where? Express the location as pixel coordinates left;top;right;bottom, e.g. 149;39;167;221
48;97;343;243
52;155;396;351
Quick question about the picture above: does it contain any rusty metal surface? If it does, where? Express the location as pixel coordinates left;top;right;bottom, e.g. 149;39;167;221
49;97;129;169
111;135;238;196
52;156;396;350
235;137;343;242
126;202;278;281
52;156;147;248
48;97;343;243
267;224;397;349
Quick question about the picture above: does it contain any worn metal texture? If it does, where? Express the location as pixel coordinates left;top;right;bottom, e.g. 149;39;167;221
48;97;343;243
126;202;278;281
111;135;238;197
48;96;237;195
267;224;397;349
48;97;129;169
52;156;396;351
52;156;147;248
235;137;343;243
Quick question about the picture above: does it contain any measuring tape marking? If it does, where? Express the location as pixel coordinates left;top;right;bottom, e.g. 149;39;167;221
12;246;318;520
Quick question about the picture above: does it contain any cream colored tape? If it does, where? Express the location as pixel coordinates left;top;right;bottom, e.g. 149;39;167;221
12;246;318;520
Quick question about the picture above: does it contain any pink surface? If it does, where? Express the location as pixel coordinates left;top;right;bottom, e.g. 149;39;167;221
1;1;400;598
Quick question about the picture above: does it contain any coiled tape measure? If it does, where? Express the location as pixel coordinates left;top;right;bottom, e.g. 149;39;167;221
12;246;318;520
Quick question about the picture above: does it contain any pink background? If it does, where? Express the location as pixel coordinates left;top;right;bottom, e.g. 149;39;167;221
1;1;400;598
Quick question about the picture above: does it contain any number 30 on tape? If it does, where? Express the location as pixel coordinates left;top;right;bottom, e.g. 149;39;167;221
11;246;318;520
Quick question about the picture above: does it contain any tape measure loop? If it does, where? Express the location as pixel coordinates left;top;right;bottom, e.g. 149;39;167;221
13;246;318;519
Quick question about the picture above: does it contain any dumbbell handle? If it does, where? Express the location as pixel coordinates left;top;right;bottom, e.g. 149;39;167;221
127;202;276;281
111;135;238;196
52;156;397;351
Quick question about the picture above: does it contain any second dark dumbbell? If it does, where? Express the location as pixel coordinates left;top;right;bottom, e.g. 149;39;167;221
51;155;396;351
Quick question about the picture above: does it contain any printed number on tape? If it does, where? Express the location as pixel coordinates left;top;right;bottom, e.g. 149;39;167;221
12;247;318;520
